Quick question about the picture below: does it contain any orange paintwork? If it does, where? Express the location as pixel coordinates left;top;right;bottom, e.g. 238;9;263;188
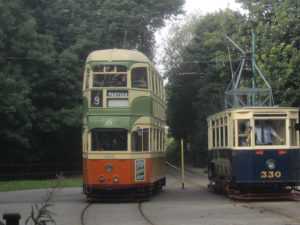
83;157;165;189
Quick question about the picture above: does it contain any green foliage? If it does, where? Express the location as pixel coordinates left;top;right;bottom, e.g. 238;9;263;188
166;138;181;163
0;0;184;165
0;176;82;192
238;0;300;106
165;10;246;164
165;1;300;166
25;177;65;225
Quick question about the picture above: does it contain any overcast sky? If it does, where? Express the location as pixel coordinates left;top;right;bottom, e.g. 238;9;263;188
184;0;241;13
154;0;243;76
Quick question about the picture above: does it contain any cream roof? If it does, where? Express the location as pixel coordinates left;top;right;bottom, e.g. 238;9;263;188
86;49;152;64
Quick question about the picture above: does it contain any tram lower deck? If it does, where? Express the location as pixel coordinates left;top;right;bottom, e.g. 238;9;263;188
83;154;165;195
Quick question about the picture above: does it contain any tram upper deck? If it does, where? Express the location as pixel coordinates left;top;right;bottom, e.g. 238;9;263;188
82;49;164;112
208;107;300;150
82;49;166;156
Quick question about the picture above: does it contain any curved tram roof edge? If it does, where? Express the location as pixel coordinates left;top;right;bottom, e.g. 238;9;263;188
208;106;299;119
86;49;153;65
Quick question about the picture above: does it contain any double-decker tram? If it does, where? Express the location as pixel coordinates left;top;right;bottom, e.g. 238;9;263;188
82;49;166;200
207;36;300;200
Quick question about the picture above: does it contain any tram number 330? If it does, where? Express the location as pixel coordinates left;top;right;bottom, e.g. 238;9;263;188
260;171;282;179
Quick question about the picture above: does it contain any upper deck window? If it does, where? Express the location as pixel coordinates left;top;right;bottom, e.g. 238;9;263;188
131;67;148;89
93;74;127;87
117;65;127;72
93;65;104;72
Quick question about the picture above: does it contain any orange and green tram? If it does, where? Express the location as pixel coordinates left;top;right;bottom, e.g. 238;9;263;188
82;49;166;199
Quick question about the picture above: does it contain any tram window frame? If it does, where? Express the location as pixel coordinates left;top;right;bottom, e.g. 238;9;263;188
224;117;228;147
152;72;156;94
116;65;127;72
225;125;228;146
131;128;149;152
212;120;216;148
216;119;220;147
290;119;297;146
233;120;236;147
156;75;159;97
93;73;127;87
150;128;153;151
237;119;250;147
220;118;224;147
91;129;127;151
253;119;286;146
85;68;90;89
131;67;148;89
92;65;104;72
156;129;160;151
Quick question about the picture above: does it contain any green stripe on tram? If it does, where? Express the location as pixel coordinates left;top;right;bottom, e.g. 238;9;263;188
85;96;152;131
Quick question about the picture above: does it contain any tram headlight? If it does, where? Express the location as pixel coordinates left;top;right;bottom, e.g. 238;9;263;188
99;176;105;181
113;176;119;183
266;159;276;170
105;164;113;173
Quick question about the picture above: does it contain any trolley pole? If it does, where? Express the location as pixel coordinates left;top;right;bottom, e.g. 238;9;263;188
181;139;185;189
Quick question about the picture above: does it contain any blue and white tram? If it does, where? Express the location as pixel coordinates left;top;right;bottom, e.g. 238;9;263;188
207;107;300;199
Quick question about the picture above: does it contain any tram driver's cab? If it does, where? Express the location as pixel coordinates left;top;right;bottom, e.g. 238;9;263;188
237;114;298;147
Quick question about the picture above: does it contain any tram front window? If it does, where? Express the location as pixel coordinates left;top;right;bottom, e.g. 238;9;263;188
93;74;127;87
250;119;285;146
92;130;127;151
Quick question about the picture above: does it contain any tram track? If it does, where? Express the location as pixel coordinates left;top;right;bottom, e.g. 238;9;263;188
165;161;300;224
138;202;156;225
80;162;299;224
80;200;157;225
80;202;92;225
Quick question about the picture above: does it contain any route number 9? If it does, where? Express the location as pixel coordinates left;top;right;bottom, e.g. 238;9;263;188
260;171;281;179
94;96;100;105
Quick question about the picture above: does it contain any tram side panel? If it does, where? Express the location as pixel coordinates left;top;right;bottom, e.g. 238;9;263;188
232;150;295;187
83;156;165;192
208;148;300;188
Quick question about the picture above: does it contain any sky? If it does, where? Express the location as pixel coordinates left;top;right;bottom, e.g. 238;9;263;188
154;0;243;76
184;0;241;13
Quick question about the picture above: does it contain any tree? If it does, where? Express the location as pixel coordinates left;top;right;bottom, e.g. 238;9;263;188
165;10;247;166
237;0;300;106
0;0;185;165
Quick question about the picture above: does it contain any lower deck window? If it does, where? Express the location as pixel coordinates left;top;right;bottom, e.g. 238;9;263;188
254;119;286;145
131;128;149;152
238;119;250;147
92;130;127;151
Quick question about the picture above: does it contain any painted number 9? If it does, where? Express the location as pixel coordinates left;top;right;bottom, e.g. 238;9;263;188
94;96;100;105
260;171;281;179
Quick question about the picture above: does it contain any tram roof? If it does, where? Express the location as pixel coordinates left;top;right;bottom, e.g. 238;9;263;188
86;49;153;65
208;106;299;119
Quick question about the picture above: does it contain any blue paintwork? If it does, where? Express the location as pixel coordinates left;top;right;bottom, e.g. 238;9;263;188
209;148;300;187
233;149;300;185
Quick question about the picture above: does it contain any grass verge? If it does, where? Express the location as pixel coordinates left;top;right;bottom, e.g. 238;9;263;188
0;176;82;192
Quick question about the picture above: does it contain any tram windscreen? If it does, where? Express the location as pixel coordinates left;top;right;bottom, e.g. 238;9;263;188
93;74;127;87
92;130;127;151
131;67;148;89
254;119;286;145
